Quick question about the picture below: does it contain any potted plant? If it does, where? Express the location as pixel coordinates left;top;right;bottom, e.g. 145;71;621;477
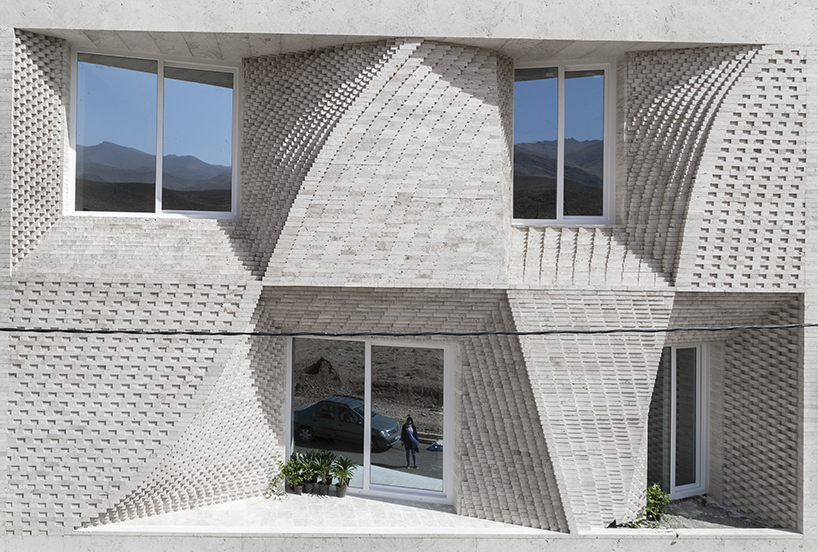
267;452;304;497
282;452;305;494
332;455;356;498
316;450;336;495
302;449;320;494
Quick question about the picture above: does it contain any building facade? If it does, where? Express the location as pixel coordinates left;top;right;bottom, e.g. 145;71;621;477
1;1;817;550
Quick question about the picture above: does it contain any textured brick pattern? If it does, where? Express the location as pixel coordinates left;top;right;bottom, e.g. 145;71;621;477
0;29;14;540
722;299;801;528
5;32;810;537
664;293;800;531
257;287;567;532
91;330;281;525
460;305;566;530
802;42;818;538
260;40;509;287
665;292;802;345
13;217;256;281
678;46;807;290
5;280;260;533
622;46;757;280
509;226;670;287
12;31;67;267
508;290;674;530
509;46;759;287
240;40;399;278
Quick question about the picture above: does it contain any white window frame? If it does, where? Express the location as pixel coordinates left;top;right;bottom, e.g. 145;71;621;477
67;48;240;219
512;60;616;226
667;344;709;500
285;337;454;505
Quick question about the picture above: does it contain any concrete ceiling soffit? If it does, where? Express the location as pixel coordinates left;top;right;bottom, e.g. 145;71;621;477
30;29;725;63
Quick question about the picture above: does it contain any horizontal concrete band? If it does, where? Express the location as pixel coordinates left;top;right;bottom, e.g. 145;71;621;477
5;0;817;44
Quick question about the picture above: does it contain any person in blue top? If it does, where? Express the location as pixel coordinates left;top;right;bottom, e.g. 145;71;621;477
401;416;420;469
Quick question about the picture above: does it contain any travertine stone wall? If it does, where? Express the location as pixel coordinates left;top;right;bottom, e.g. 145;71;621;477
1;29;13;273
508;46;760;288
508;226;671;288
255;40;510;288
678;46;808;290
0;26;15;544
256;287;568;532
722;299;801;528
7;35;268;531
802;42;818;539
12;31;67;267
240;40;400;278
622;46;758;281
5;280;261;533
4;29;810;539
666;293;801;530
460;301;566;530
508;290;674;530
508;290;803;531
92;324;282;525
665;292;802;345
13;217;256;282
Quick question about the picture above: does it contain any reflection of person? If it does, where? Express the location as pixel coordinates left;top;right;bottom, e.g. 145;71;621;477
401;416;419;469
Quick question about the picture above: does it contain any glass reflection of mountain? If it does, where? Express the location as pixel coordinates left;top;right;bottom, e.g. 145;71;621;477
514;138;603;186
513;138;604;219
75;141;232;212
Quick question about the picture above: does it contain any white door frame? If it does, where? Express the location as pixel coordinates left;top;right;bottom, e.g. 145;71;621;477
668;344;709;499
286;336;453;504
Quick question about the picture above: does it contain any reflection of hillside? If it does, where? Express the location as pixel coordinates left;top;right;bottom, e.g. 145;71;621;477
292;339;444;435
162;188;232;211
75;180;155;212
513;175;603;219
513;138;604;218
514;138;603;188
76;142;232;191
75;180;232;212
513;175;556;219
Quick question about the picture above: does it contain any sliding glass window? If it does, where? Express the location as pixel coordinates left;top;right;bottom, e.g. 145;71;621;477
73;53;237;217
513;63;612;223
290;338;449;501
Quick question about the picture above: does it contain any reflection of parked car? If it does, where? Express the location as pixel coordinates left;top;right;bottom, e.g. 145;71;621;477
294;395;401;451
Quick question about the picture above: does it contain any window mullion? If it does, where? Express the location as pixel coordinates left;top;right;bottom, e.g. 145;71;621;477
556;66;565;221
155;60;164;214
695;345;703;489
363;340;372;490
670;346;677;495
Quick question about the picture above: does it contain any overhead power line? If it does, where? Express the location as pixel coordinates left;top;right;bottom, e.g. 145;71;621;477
0;322;814;338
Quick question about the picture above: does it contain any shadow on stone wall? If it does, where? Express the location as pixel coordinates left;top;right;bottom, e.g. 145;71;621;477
621;46;759;281
665;292;802;530
220;40;400;278
247;287;568;532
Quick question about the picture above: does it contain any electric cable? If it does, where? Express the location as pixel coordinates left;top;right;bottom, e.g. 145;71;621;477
0;322;814;338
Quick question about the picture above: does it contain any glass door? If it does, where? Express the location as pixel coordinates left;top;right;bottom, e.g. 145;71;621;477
291;338;365;489
370;344;444;492
647;345;707;499
290;338;448;501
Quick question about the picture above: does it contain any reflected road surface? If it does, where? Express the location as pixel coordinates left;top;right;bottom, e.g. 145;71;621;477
296;438;443;481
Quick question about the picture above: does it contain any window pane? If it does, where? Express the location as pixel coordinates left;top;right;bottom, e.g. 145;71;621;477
75;54;157;212
162;67;233;212
292;338;364;489
675;347;698;487
513;68;558;219
370;345;443;491
563;70;604;217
